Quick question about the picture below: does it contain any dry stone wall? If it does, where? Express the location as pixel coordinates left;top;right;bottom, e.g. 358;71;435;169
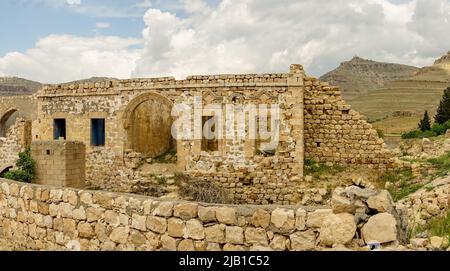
0;179;407;251
303;76;394;168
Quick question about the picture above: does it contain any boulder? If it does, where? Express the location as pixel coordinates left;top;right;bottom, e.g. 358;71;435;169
319;213;356;246
361;213;397;244
367;190;394;213
429;236;444;249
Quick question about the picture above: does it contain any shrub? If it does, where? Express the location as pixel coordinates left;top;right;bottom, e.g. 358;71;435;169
414;212;450;247
304;158;346;178
401;129;437;139
376;128;384;138
179;180;230;204
1;148;35;183
435;87;450;124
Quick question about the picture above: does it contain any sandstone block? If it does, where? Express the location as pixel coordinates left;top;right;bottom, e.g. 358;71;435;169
251;209;270;228
205;225;225;243
367;190;394;213
361;213;397;244
244;227;268;246
198;206;216;222
131;214;147;231
146;216;167;234
185;219;205;240
270;208;295;233
319;213;356;246
306;209;333;228
225;226;244;245
168;218;185;238
216;207;236;225
290;230;316;251
174;203;198;220
110;226;130;244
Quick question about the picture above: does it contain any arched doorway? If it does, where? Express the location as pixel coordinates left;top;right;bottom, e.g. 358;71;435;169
124;93;173;158
0;109;18;137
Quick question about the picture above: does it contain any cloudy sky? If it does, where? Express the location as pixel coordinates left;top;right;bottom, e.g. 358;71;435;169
0;0;449;83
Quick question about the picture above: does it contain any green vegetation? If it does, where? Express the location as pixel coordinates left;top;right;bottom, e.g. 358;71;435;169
435;87;450;124
418;110;431;132
152;149;177;164
401;120;450;139
304;158;346;179
428;152;450;178
376;128;385;138
379;168;421;201
1;148;35;183
403;88;450;138
414;212;450;247
155;176;167;185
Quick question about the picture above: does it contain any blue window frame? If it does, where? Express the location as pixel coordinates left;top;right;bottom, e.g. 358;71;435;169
91;119;105;146
53;119;66;140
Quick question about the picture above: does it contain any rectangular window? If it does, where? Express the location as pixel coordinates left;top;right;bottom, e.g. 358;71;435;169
91;119;106;146
255;115;277;156
201;116;218;152
53;119;66;140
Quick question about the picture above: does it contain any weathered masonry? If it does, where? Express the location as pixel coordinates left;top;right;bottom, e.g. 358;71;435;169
1;64;394;205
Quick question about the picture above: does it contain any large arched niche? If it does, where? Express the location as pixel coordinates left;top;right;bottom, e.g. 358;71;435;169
0;108;18;137
123;92;174;158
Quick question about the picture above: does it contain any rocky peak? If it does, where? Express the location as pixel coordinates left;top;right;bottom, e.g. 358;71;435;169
434;51;450;65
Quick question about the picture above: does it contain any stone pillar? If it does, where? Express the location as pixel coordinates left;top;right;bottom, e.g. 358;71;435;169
31;141;85;188
287;64;305;179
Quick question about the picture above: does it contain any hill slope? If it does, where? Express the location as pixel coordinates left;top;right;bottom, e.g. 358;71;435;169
0;77;42;95
320;56;419;99
335;52;450;135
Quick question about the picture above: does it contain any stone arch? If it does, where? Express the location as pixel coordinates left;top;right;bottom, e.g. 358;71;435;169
0;164;13;176
123;92;174;158
0;108;18;137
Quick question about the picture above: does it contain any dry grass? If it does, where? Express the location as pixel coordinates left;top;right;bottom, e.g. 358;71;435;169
372;116;422;135
347;88;443;121
175;173;231;204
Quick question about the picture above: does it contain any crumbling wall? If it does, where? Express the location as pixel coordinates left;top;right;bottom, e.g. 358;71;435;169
303;77;394;168
0;119;31;170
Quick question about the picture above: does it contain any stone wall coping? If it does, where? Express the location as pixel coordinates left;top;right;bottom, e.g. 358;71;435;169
0;178;326;213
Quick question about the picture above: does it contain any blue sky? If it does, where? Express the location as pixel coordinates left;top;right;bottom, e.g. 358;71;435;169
0;0;449;83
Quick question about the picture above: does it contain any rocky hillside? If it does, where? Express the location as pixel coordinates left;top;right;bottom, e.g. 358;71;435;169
0;77;42;95
320;56;419;97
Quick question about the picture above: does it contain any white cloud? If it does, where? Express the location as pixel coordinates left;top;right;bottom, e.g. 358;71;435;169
95;22;111;29
66;0;81;5
0;35;141;83
2;0;450;82
132;0;450;79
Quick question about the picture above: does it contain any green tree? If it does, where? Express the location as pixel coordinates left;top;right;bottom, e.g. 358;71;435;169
435;87;450;124
418;110;431;131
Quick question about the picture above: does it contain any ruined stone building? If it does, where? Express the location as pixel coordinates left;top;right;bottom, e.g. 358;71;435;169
0;64;394;205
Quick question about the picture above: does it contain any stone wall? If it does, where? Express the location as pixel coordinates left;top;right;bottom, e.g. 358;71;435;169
0;118;31;171
31;141;86;188
0;178;406;251
303;76;394;168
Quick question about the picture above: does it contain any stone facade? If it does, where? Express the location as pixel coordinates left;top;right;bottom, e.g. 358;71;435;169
1;64;393;205
31;141;86;188
0;179;407;251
